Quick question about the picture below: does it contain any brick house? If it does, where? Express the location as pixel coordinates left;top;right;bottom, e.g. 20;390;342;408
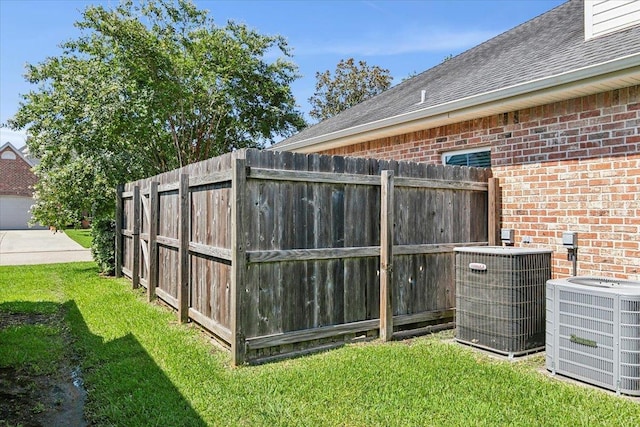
275;0;640;280
0;142;45;229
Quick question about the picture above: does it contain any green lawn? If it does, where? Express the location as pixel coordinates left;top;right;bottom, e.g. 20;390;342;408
63;229;92;248
1;263;638;426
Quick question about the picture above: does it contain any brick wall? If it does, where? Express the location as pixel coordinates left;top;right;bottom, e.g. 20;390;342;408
0;146;37;197
321;85;640;280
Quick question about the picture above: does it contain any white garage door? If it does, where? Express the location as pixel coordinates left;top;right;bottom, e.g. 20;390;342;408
0;196;46;230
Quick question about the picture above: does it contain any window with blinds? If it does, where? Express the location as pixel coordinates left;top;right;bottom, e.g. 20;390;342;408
442;147;491;168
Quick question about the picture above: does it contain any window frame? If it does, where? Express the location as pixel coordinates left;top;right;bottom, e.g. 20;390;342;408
1;150;17;160
441;146;491;168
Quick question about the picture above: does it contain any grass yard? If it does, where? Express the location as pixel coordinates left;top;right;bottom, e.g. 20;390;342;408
1;263;638;426
63;229;92;248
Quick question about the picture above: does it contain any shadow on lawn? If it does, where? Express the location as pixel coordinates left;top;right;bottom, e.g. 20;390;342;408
0;300;206;427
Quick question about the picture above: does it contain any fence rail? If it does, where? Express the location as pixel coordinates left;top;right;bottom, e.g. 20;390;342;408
116;148;498;364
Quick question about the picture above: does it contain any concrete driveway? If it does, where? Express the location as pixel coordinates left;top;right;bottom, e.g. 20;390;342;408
0;230;93;266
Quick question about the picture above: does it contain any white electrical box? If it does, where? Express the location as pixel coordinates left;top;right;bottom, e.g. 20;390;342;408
562;232;577;248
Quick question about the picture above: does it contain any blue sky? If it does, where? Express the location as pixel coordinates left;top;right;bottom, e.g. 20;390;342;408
0;0;565;147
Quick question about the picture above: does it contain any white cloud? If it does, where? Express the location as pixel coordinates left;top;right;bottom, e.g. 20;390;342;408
296;26;501;57
0;128;28;148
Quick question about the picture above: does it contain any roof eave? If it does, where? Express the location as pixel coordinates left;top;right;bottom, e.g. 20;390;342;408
273;53;640;153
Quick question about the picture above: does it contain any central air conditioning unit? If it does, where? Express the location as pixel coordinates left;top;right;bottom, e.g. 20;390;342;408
455;247;552;357
546;277;640;396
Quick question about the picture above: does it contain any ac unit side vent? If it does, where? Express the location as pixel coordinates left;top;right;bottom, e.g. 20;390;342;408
547;277;640;396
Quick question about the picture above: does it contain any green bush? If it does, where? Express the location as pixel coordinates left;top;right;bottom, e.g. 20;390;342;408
91;218;115;275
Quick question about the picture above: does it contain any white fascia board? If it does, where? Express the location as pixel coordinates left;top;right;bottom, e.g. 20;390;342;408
274;53;640;153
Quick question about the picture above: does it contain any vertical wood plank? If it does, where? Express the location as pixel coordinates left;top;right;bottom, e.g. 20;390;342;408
367;159;381;321
277;151;296;332
148;181;159;301
132;185;141;289
252;151;277;336
343;158;357;323
115;184;124;278
316;154;332;327
380;170;394;341
178;174;190;323
293;153;310;329
231;157;247;366
393;162;410;317
488;177;500;246
308;153;322;328
443;166;455;244
331;155;345;325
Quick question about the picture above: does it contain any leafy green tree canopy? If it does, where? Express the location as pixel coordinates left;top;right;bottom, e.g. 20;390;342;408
10;0;305;232
308;58;392;121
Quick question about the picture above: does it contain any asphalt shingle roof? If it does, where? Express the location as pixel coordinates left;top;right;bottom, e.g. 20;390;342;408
277;0;640;147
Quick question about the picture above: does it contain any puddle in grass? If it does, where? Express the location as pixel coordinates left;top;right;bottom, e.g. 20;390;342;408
71;366;85;390
46;365;88;427
0;350;88;427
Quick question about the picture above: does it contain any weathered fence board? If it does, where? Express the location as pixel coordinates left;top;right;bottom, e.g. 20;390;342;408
380;170;393;341
118;148;494;365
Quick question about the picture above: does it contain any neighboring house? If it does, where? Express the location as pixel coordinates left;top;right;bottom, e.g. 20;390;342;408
0;142;45;230
274;0;640;280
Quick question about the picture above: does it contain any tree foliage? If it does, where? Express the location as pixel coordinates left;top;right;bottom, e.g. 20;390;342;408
308;58;392;121
9;0;305;271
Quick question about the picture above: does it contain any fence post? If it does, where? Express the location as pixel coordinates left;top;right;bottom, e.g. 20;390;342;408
148;181;159;302
488;177;500;246
115;184;124;278
231;157;247;366
380;170;394;341
132;185;141;289
178;174;190;323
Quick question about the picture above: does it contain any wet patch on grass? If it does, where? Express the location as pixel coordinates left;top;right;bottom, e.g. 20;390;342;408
0;309;87;427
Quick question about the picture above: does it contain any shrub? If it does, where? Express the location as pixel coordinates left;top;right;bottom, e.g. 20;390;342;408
91;218;115;275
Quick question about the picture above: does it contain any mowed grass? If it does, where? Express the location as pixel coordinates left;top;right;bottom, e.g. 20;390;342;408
1;263;639;426
63;229;92;248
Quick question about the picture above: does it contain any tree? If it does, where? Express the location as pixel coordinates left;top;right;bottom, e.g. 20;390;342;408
9;0;305;272
308;58;392;121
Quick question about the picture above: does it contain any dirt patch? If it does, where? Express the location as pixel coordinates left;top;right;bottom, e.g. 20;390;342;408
0;311;87;427
0;312;52;328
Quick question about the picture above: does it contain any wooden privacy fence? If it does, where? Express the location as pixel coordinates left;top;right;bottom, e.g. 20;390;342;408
116;148;499;365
